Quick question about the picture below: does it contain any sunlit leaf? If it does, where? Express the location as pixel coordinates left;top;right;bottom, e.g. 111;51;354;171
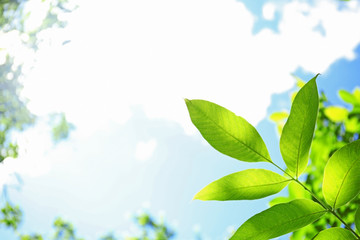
185;99;271;163
280;75;319;178
293;75;305;88
312;227;356;240
268;196;289;207
324;106;348;122
270;112;289;122
339;90;358;105
288;181;310;199
353;88;360;104
323;140;360;209
194;169;291;201
345;117;360;133
230;199;326;240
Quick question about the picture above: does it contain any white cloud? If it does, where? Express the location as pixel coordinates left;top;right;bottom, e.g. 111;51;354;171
263;3;276;20
21;0;360;138
135;139;157;162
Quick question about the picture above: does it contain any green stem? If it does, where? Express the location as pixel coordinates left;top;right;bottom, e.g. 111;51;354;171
296;180;360;239
270;162;360;239
271;161;293;179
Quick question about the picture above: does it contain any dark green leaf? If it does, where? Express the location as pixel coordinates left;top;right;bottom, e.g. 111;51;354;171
185;99;271;163
194;169;290;201
230;199;326;240
323;140;360;209
280;75;319;178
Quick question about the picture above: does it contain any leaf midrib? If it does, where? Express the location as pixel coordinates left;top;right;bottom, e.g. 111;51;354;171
190;101;271;163
200;179;292;196
333;158;359;209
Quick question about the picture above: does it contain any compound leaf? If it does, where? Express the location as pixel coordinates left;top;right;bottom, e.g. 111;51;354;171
323;140;360;209
194;169;291;201
280;75;319;178
312;227;356;240
185;99;271;163
230;199;326;240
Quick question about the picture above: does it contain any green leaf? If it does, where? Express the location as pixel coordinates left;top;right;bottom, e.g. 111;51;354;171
292;75;305;88
345;117;360;133
355;206;360;232
185;99;271;163
324;106;348;122
339;89;358;105
269;112;289;122
280;75;319;178
323;140;360;209
194;169;291;201
312;227;356;240
230;199;326;240
268;196;289;207
288;181;311;199
354;88;360;104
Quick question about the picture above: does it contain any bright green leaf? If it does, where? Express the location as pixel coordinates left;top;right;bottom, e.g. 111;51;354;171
280;75;319;178
345;117;360;133
353;88;360;104
185;99;271;163
268;196;289;207
355;206;360;232
194;169;291;201
339;89;358;105
312;227;356;240
288;181;311;199
324;106;348;122
323;140;360;209
230;199;326;240
269;112;289;122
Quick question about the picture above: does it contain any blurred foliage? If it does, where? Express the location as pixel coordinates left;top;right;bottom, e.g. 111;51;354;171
0;203;175;240
0;56;34;162
0;202;83;239
270;77;360;239
99;234;117;240
53;217;83;240
0;0;75;238
0;0;75;162
0;202;22;230
50;112;74;143
20;234;44;240
124;212;175;240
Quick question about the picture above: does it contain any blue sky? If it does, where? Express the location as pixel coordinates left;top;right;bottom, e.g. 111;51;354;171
1;0;360;239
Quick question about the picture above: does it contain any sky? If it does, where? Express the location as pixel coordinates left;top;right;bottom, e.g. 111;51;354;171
1;0;360;239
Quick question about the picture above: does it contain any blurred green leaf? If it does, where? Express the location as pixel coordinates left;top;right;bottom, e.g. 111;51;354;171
20;234;44;240
324;106;348;122
0;202;22;230
355;206;360;233
269;112;289;121
339;90;358;106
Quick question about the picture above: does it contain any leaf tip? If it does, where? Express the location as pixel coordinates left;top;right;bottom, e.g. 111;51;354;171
192;193;201;201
